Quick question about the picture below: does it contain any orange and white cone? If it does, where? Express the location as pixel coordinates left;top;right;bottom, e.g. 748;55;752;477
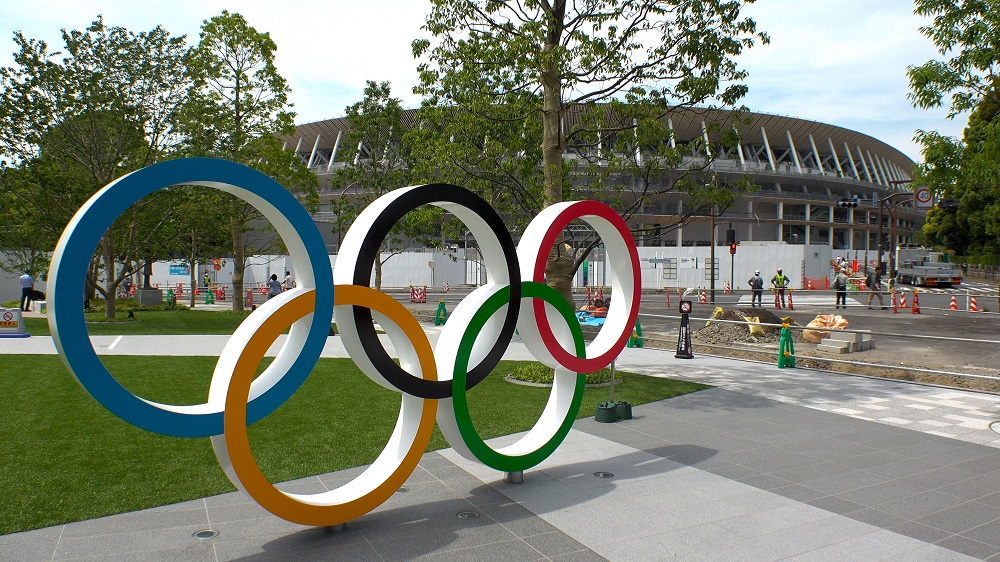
949;295;959;310
898;291;907;310
970;295;979;312
699;290;708;304
788;288;794;310
892;292;898;314
911;290;921;314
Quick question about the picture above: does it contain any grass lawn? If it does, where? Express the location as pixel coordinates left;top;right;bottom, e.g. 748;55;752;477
24;309;253;337
0;355;708;534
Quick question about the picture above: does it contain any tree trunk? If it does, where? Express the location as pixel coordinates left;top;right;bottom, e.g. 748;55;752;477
540;12;572;308
231;210;246;313
189;260;198;308
102;237;117;320
375;256;383;291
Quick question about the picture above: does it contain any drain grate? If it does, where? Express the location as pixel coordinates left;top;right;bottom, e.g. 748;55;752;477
193;529;219;540
593;471;614;478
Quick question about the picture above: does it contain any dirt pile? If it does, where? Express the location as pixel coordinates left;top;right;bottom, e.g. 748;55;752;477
693;307;806;346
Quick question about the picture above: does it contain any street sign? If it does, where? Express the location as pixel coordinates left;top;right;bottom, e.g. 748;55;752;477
915;186;933;209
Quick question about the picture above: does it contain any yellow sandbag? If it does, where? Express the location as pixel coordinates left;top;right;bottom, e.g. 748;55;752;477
746;317;764;336
803;314;849;343
705;306;724;326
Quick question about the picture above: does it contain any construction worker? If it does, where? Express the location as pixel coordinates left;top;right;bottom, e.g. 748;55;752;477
771;268;790;308
747;270;764;307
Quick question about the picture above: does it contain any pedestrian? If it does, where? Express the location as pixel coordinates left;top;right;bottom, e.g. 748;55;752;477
834;268;850;310
283;270;294;291
267;274;282;300
866;268;885;309
747;270;764;307
770;268;790;308
19;271;34;311
203;270;211;292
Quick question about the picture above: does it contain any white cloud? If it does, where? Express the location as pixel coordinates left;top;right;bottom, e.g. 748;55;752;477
0;0;970;161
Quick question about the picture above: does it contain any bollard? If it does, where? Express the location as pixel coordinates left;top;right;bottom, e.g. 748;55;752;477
774;289;781;309
911;290;920;314
434;300;448;325
777;324;795;368
664;287;671;308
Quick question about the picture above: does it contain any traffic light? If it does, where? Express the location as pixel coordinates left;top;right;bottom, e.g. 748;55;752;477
838;197;859;208
729;243;737;255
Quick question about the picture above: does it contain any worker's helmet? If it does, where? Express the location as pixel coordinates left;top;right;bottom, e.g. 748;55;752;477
777;268;782;273
754;270;760;275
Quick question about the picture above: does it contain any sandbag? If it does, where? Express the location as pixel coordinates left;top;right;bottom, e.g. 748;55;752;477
705;306;724;326
746;317;764;336
803;314;849;343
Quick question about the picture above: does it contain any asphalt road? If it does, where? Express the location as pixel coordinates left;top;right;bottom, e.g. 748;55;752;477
398;279;1000;374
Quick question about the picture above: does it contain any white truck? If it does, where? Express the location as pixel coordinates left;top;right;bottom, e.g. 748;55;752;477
895;248;962;288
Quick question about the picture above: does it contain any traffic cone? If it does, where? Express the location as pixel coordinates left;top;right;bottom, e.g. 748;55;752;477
774;289;781;309
787;288;794;310
970;295;979;312
898;291;907;310
664;287;671;308
911;290;920;314
949;295;958;310
699;290;708;304
724;281;732;294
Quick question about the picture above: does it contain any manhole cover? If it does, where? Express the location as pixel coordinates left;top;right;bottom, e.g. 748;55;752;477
192;529;218;540
593;471;614;478
457;511;481;519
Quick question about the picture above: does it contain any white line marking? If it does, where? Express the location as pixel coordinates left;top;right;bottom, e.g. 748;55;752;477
107;335;124;350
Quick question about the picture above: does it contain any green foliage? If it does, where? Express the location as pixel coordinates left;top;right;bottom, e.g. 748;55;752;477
509;363;620;385
179;10;317;312
409;0;765;282
0;17;191;315
333;81;447;288
910;2;1000;256
907;0;1000;117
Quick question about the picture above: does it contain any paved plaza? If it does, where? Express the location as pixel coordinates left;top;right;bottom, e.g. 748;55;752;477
4;330;1000;560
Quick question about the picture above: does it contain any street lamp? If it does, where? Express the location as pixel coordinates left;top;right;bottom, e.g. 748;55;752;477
879;180;913;278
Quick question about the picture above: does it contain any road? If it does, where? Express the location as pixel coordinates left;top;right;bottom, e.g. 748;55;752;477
398;280;1000;375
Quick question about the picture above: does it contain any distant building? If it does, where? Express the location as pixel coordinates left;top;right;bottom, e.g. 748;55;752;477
283;107;921;260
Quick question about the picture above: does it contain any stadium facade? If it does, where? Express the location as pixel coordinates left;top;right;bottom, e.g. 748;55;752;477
283;107;920;262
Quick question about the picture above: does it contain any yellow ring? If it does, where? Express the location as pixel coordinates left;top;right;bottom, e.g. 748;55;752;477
221;286;437;526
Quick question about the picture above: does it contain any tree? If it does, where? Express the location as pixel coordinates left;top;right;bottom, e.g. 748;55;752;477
0;17;191;318
411;0;766;303
331;81;447;289
909;1;1000;256
180;10;316;312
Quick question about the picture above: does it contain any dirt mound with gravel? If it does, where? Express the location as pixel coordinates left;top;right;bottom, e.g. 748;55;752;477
693;307;807;346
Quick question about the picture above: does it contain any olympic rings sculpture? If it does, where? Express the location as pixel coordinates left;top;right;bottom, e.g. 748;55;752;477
49;158;641;526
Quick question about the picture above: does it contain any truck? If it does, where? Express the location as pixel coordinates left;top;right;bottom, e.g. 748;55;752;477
894;248;962;288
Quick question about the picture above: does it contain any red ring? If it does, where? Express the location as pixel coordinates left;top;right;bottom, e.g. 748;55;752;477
532;201;641;373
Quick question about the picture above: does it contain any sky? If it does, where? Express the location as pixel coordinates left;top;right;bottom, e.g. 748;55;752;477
0;0;969;162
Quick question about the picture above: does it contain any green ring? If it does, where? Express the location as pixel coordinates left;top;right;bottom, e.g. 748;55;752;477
453;281;586;472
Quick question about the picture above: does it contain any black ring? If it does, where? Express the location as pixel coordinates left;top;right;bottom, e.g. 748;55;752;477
350;184;521;399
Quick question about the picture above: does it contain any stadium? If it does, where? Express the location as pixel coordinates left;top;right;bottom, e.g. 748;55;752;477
277;107;922;291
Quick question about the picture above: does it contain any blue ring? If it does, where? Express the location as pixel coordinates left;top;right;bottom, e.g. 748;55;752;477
48;158;333;437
